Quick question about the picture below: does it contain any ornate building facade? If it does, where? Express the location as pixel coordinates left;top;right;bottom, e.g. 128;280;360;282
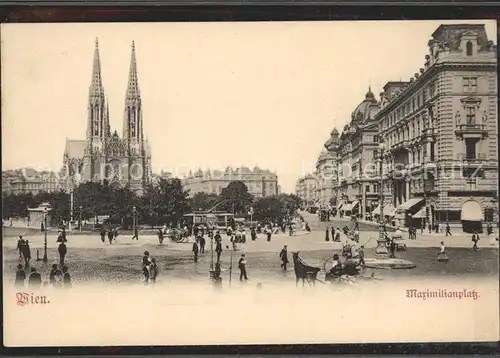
374;24;497;229
183;166;279;198
324;89;381;219
314;149;336;208
61;39;152;195
295;174;318;207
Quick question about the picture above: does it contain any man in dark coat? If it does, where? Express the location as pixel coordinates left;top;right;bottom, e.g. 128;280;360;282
325;228;330;242
100;227;106;243
445;223;452;236
238;254;248;282
199;235;206;254
62;266;72;288
279;245;289;271
132;226;139;240
22;240;31;266
61;227;67;242
266;230;272;242
108;228;114;244
28;267;42;289
389;239;396;258
192;241;199;263
142;251;151;284
251;227;257;241
17;235;25;259
15;264;26;288
58;241;67;265
215;238;223;263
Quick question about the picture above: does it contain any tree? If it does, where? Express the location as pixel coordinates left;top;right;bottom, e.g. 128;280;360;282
218;181;254;215
189;192;220;212
141;178;190;226
253;196;282;222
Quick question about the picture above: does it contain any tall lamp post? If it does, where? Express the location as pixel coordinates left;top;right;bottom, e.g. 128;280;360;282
375;140;389;256
43;207;48;263
79;205;83;232
132;206;137;238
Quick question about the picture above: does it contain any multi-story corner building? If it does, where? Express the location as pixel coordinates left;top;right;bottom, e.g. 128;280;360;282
61;39;152;195
314;149;336;208
324;89;381;219
295;174;318;207
182;166;279;198
375;24;497;230
3;169;62;195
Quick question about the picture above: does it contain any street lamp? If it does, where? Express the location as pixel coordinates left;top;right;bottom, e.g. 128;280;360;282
43;207;48;263
376;140;389;256
79;205;83;232
132;206;137;239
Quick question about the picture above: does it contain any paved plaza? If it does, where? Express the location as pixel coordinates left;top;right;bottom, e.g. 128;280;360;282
3;225;498;287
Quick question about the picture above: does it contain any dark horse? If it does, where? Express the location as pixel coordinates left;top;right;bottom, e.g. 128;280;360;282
292;252;320;287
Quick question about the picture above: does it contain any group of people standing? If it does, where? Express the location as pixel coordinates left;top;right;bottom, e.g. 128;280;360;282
100;227;119;244
16;235;32;265
14;263;72;289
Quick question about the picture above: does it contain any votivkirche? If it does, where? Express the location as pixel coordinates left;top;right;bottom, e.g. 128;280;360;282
61;39;152;195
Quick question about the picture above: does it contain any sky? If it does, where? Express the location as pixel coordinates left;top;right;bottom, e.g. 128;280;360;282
1;20;496;193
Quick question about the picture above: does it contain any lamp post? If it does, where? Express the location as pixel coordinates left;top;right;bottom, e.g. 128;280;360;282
375;140;389;256
43;207;48;263
132;206;137;239
79;205;83;232
69;189;74;231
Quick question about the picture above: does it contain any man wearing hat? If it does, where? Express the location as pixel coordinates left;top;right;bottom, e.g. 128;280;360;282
17;235;25;259
28;267;42;289
238;254;248;282
15;264;26;288
279;245;289;271
358;245;366;268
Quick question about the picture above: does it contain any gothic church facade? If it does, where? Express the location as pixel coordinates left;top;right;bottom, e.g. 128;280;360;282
62;39;152;195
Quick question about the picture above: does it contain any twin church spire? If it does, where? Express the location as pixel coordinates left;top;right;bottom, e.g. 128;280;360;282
88;38;142;142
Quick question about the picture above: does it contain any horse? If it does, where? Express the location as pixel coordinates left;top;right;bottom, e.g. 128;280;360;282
292;252;320;287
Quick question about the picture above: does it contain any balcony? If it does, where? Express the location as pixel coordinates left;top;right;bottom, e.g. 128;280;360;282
455;123;488;140
458;153;487;167
392;139;411;152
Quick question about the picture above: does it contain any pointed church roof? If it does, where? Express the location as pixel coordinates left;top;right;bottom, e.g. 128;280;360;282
89;38;104;96
125;41;141;99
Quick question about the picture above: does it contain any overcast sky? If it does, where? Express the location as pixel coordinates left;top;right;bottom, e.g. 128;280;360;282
2;20;496;193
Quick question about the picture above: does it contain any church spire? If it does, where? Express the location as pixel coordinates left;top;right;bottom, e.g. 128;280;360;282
123;41;143;141
126;40;140;99
89;37;104;96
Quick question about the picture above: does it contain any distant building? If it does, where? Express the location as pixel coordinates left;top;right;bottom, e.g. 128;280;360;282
295;174;318;207
3;169;61;195
314;148;336;208
151;171;173;185
182;166;279;198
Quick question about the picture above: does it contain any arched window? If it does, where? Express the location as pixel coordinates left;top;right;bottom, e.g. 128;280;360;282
466;41;473;56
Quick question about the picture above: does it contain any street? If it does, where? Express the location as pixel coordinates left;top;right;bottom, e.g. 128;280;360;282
3;226;498;286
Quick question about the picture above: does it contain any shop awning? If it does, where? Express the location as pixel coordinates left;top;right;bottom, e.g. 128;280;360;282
397;197;424;212
372;203;396;217
351;201;360;211
461;200;484;221
343;203;353;211
412;207;426;219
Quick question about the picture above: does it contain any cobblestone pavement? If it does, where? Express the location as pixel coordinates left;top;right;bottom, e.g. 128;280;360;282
3;227;498;287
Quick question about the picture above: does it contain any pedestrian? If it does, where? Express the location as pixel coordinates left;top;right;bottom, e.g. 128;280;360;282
52;265;63;289
279;245;288;270
215;237;223;263
142;251;151;284
132;226;139;240
149;258;158;286
108;228;114;244
49;264;59;285
238;254;248;282
251;227;257;241
389;239;396;258
100;227;106;243
14;264;26;288
62;266;72;288
266;229;272;242
17;235;25;259
438;241;449;262
158;228;164;244
472;232;480;251
358;245;366;268
445;223;452;236
58;241;67;265
61;227;67;242
334;227;341;242
428;222;432;234
325;227;330;242
28;267;42;289
113;228;119;241
330;226;335;240
199;235;206;253
192;240;199;263
22;240;31;266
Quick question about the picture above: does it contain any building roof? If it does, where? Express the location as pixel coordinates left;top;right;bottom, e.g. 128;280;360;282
351;87;378;122
65;139;86;159
431;24;490;50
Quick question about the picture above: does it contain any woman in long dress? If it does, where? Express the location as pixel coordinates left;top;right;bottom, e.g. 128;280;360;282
437;241;449;262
